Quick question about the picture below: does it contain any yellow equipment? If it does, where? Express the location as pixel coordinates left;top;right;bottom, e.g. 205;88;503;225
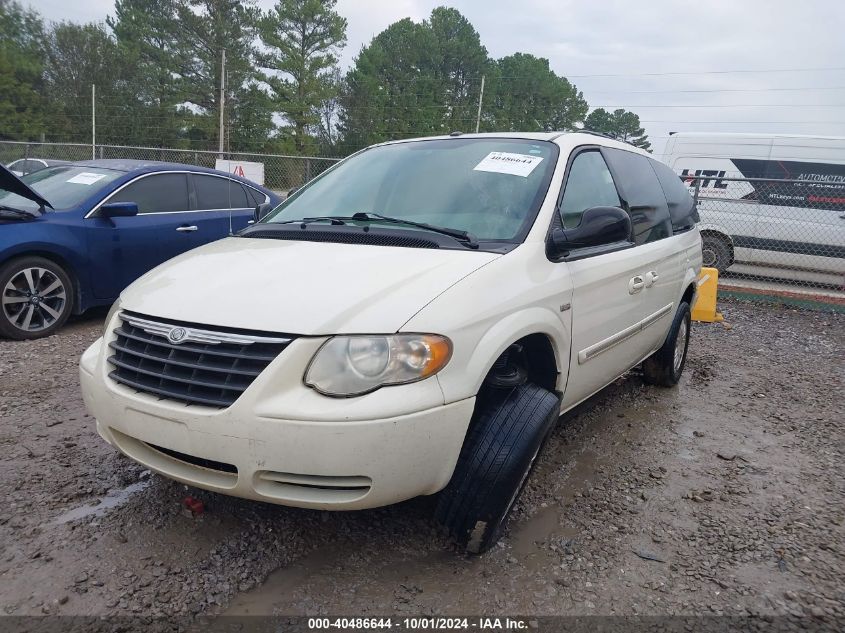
691;267;724;323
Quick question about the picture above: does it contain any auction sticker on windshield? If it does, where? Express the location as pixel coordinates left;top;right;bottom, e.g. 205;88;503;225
473;152;543;177
67;173;107;185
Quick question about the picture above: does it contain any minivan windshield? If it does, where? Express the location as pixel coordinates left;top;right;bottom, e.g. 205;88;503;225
264;138;558;242
0;166;123;212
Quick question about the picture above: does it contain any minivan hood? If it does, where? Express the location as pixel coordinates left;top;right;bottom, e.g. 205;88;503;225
120;237;500;335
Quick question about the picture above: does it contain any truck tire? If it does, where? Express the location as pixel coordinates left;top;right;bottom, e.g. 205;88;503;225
435;382;561;554
0;256;73;340
701;234;733;273
642;301;691;387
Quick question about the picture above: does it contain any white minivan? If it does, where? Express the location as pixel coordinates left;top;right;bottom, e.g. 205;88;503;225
662;132;845;286
80;133;701;553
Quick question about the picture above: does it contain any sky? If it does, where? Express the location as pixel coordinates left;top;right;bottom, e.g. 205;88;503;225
25;0;845;155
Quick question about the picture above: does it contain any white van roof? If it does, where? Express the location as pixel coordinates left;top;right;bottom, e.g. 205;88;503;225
662;132;845;165
666;132;845;141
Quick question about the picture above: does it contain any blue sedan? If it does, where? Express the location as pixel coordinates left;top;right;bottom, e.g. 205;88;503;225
0;160;281;339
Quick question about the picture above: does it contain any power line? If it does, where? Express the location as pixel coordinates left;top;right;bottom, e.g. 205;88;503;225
587;104;845;109
355;67;845;84
554;66;845;78
582;86;845;95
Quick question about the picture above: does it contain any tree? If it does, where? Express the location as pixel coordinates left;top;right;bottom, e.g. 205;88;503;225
108;0;188;147
340;7;489;151
341;18;437;149
314;67;343;154
258;0;347;154
177;0;269;150
427;7;489;132
43;22;138;146
584;107;651;150
0;0;47;141
487;53;587;133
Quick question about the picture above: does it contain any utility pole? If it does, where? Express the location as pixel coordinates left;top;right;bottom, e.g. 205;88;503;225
475;75;485;134
91;84;96;160
218;49;226;156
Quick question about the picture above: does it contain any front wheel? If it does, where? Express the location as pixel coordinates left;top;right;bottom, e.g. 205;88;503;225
701;234;733;273
435;382;561;554
642;301;691;387
0;256;73;340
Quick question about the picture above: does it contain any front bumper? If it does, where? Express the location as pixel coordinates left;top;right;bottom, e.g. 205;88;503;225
80;335;475;510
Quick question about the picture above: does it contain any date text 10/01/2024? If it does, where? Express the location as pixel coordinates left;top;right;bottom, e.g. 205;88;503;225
307;618;531;630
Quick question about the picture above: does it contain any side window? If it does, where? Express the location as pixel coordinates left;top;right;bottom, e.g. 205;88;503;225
244;186;265;207
558;150;621;228
17;160;41;175
650;158;699;232
108;173;189;214
230;182;250;208
194;175;249;209
603;148;672;245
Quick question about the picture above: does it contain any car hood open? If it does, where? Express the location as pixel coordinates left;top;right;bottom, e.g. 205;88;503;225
0;164;53;211
120;236;500;335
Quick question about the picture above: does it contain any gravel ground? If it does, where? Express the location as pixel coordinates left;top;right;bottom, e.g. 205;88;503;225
0;299;842;624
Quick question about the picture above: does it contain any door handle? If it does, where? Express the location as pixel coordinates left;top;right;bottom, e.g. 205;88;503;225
628;275;645;294
176;225;198;232
645;271;659;287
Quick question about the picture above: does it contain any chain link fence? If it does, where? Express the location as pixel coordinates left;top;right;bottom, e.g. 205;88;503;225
0;141;341;194
686;174;844;293
2;141;842;294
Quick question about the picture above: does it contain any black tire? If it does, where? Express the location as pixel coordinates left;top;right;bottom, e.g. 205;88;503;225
642;301;691;387
436;382;561;555
0;256;73;340
701;234;733;273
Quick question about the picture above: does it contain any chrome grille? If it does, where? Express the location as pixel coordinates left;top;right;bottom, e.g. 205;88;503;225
108;311;292;408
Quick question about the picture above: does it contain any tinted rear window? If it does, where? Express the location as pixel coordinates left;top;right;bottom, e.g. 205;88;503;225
244;185;265;206
650;158;699;232
603;148;672;245
194;175;249;209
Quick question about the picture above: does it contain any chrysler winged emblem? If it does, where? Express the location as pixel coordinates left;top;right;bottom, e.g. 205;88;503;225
167;327;188;344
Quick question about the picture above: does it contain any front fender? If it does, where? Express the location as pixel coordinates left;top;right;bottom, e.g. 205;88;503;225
457;307;568;399
0;222;90;313
414;303;570;405
402;246;573;405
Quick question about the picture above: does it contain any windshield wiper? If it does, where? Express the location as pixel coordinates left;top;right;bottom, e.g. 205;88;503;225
272;216;350;226
0;206;38;219
350;212;479;249
253;213;479;249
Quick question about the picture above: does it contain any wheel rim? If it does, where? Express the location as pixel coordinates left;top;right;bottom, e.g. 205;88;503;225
2;267;67;332
673;318;688;374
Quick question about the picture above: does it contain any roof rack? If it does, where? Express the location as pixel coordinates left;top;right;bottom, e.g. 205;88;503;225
579;129;617;141
577;129;644;149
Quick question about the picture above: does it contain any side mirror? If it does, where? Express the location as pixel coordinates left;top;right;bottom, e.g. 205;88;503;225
548;206;631;258
100;201;139;218
253;202;273;223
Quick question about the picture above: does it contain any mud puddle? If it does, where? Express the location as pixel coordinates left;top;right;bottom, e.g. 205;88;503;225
54;480;151;525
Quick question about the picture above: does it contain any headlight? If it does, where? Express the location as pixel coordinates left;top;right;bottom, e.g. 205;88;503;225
305;334;452;397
